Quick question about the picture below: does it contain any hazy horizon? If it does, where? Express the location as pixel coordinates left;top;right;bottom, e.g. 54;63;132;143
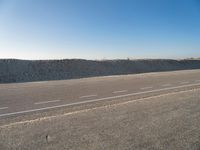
0;0;200;60
0;57;200;61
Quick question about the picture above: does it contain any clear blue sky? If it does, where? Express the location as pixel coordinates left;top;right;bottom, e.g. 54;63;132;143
0;0;200;60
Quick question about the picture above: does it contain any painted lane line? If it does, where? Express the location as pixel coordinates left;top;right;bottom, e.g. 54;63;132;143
1;82;200;118
35;100;61;105
0;107;8;110
80;95;97;99
112;90;127;94
180;81;189;84
162;84;172;87
141;87;152;90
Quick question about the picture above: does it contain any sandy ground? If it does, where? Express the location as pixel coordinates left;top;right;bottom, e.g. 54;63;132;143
0;89;200;150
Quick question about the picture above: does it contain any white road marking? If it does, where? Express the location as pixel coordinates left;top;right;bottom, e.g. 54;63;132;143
180;81;189;84
0;107;8;110
80;95;97;99
0;82;200;118
35;100;61;105
112;90;127;94
141;87;152;90
162;84;171;87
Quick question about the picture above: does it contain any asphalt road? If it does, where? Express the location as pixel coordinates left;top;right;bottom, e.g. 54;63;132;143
1;84;200;150
0;69;200;118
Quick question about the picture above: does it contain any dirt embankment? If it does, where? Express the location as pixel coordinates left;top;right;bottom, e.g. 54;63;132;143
0;59;200;83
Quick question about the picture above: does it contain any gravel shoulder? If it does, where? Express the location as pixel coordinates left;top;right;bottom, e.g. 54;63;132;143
1;89;200;150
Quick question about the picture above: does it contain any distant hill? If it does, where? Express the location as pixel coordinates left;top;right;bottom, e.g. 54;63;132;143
0;59;200;83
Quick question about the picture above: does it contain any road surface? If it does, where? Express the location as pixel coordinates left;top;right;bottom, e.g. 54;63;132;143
0;69;200;118
1;84;200;150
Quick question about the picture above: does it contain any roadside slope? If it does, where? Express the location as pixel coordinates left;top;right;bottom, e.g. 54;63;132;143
0;59;200;83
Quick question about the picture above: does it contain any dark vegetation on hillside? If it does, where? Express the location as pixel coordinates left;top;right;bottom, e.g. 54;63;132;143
0;59;200;83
